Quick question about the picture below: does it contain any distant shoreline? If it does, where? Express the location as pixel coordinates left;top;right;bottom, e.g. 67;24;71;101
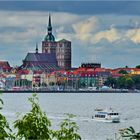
0;90;135;93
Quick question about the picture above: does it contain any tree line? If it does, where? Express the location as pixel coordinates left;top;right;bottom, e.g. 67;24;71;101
104;75;140;90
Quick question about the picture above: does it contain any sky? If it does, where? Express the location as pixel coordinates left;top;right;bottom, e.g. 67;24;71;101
0;1;140;68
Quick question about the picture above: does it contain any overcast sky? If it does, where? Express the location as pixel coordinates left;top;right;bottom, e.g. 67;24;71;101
0;1;140;68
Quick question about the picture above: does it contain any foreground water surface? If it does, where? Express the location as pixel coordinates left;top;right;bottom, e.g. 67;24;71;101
1;93;140;140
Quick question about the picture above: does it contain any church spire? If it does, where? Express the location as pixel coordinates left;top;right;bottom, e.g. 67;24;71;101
48;13;52;34
48;13;51;27
44;13;55;42
36;43;38;53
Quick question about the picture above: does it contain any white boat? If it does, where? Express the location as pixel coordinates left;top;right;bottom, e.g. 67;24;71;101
93;108;120;123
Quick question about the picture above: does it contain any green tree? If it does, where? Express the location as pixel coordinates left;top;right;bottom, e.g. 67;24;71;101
119;126;140;139
125;77;134;89
80;82;86;88
49;82;55;86
14;93;53;140
118;70;128;75
117;76;126;89
132;75;140;90
136;65;140;69
0;97;12;139
42;82;47;87
55;113;81;140
117;76;135;89
125;65;129;68
104;77;117;88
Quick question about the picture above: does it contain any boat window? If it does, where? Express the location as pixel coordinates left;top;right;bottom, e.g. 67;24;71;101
109;113;119;115
100;115;105;118
109;113;114;115
95;115;99;117
95;114;105;118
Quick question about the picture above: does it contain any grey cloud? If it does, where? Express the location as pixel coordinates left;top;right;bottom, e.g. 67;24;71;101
0;1;140;16
0;26;28;33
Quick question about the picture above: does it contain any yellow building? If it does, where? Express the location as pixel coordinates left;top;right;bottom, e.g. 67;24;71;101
130;69;140;75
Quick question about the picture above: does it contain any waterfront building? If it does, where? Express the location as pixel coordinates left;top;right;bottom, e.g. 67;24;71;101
130;69;140;75
78;72;97;88
5;76;16;90
44;67;111;90
81;63;101;69
96;71;111;86
32;71;42;89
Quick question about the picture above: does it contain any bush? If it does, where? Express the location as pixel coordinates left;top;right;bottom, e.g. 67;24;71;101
119;126;140;139
14;93;52;140
0;98;12;139
13;94;82;140
55;113;81;140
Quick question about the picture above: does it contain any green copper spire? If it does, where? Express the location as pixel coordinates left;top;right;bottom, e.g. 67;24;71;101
44;13;55;42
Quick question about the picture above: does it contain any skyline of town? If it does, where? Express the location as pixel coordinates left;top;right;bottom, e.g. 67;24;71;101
0;1;140;68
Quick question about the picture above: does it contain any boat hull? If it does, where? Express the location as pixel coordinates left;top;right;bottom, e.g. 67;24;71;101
93;117;120;123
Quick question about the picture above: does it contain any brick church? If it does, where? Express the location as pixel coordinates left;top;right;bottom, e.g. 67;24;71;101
21;14;71;72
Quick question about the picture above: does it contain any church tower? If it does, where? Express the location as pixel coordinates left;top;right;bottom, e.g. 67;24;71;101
56;39;71;70
42;14;56;54
42;14;71;70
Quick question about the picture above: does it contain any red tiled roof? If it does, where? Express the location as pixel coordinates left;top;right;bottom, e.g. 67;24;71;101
111;68;138;74
0;61;11;69
33;70;43;74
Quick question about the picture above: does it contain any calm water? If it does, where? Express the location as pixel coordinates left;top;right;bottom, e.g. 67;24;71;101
1;93;140;140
